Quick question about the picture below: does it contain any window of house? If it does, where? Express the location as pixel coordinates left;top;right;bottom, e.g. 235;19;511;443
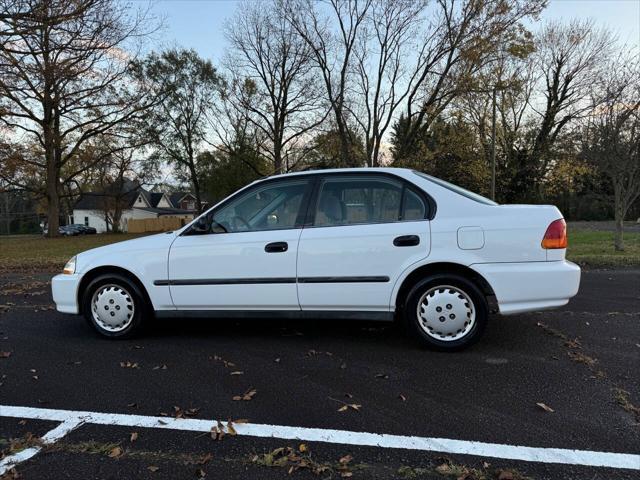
84;217;89;226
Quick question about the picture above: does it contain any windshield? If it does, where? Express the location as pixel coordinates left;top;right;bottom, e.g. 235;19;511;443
413;171;498;206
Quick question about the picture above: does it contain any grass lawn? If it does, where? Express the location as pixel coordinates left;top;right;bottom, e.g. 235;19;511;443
0;224;638;272
566;228;640;268
0;233;148;272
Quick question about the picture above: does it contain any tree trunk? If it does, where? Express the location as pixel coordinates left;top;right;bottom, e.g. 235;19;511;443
189;163;203;214
112;206;122;233
613;184;624;251
274;140;283;174
45;161;60;238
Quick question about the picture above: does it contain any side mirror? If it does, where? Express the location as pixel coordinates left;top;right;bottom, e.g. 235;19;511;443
190;216;209;234
211;220;227;234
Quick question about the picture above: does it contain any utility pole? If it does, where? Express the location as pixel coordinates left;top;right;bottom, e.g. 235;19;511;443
490;86;497;201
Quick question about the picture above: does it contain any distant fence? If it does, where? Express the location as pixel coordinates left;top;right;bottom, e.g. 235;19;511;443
127;217;188;233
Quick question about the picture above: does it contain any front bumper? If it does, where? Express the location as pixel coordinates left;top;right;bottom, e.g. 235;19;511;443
472;260;581;315
51;273;82;314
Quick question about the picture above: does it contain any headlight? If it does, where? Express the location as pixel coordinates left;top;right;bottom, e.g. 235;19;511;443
63;256;76;275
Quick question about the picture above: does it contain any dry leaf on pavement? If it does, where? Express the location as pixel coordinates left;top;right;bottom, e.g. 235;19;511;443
108;446;123;458
233;388;257;401
536;402;554;413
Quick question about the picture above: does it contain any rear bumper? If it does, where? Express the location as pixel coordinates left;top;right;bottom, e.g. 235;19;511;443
51;274;81;314
472;260;581;315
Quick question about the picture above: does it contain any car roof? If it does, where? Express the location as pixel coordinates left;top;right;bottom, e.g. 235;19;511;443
262;167;410;181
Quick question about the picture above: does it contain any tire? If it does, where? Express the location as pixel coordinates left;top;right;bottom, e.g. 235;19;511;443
81;273;149;339
403;273;488;351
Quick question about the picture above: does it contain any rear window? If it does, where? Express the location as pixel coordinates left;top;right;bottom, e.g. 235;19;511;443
413;171;498;206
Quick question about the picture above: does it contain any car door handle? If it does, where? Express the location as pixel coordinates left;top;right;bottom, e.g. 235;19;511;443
393;235;420;247
265;242;288;253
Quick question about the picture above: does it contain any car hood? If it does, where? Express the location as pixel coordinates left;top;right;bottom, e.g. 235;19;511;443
75;232;176;273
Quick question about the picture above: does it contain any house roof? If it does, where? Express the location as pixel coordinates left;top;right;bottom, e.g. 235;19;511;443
73;188;140;210
148;192;164;208
135;207;194;216
74;182;202;213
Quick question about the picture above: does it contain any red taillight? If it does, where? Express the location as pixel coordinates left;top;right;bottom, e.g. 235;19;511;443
542;219;567;249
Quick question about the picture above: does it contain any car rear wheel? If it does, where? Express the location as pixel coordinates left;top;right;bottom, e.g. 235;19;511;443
82;273;148;338
403;274;488;351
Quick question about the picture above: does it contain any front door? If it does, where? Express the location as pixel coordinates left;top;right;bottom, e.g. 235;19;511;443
297;174;431;312
167;178;312;310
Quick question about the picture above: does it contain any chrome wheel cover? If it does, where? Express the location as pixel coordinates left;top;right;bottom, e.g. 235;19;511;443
91;284;135;332
417;285;476;341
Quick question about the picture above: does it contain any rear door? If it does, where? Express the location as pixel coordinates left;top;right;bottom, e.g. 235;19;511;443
296;173;431;312
167;178;312;310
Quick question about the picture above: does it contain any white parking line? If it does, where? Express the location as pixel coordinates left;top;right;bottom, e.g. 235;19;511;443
0;418;82;475
1;404;639;471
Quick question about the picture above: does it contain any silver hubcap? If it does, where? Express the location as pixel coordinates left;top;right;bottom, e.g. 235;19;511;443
417;285;475;341
91;284;135;332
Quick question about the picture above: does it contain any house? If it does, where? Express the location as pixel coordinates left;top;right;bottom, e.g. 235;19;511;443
71;184;205;233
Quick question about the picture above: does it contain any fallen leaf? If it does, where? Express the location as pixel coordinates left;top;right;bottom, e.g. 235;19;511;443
274;358;281;363
232;388;257;401
536;402;554;413
229;371;244;376
340;473;353;478
18;419;26;425
147;465;159;472
226;420;237;436
299;443;308;452
108;446;123;458
130;432;138;442
435;463;452;474
339;454;352;464
375;373;389;379
497;470;515;480
398;394;407;401
0;351;11;358
196;468;206;478
198;453;213;465
127;402;137;408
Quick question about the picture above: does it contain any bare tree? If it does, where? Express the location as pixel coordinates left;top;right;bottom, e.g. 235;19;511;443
0;0;158;236
584;52;640;251
351;0;426;166
457;20;614;202
225;0;326;174
133;49;219;213
527;21;613;183
392;0;545;162
284;0;373;167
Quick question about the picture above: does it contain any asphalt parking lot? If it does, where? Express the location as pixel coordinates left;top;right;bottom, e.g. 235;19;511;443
0;269;638;479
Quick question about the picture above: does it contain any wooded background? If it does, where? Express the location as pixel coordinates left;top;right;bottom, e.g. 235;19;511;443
0;0;638;249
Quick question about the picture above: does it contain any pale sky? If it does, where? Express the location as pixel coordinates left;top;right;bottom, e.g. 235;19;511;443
146;0;640;63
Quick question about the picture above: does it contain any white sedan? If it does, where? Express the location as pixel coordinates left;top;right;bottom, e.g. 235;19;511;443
52;168;580;350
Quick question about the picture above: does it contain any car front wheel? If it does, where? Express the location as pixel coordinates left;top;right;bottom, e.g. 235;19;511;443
82;274;148;338
404;274;488;351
